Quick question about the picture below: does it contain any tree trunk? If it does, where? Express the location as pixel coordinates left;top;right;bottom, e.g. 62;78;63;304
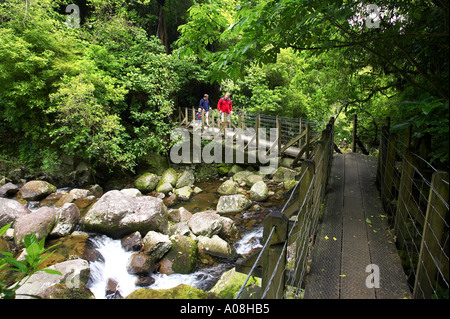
157;3;169;54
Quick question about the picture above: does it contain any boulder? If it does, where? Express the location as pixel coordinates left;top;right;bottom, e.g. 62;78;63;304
135;276;155;287
0;198;31;228
121;231;143;252
50;203;81;238
168;207;192;223
126;284;207;299
209;267;261;299
249;181;269;201
38;282;95;299
272;167;298;182
216;195;252;214
217;179;238;195
19;180;57;201
55;188;94;207
228;164;244;176
232;171;254;184
198;235;234;258
14;259;90;299
163;193;178;207
188;211;223;237
81;190;168;238
142;231;172;261
245;174;263;187
120;188;142;197
159;168;178;187
134;173;159;193
174;186;193;201
175;170;195;189
127;253;156;275
219;216;239;241
168;222;192;237
158;235;198;275
156;182;173;194
0;182;19;198
14;207;57;246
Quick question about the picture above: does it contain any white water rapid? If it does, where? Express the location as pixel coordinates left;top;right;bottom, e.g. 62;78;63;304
86;226;264;299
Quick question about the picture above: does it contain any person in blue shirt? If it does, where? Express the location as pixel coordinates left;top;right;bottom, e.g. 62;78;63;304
199;94;211;126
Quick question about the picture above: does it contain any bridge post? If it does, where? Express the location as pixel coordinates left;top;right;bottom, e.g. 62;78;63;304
262;211;289;299
276;115;282;152
381;132;397;214
305;123;311;159
376;117;391;188
352;114;357;153
255;114;260;150
289;159;315;287
298;118;303;148
394;148;415;250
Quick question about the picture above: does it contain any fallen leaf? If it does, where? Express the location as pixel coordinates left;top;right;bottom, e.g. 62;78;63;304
366;218;372;224
333;237;337;241
324;235;329;240
339;274;347;277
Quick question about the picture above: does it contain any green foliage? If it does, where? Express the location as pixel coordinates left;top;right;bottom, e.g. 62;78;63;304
0;223;61;299
0;0;205;173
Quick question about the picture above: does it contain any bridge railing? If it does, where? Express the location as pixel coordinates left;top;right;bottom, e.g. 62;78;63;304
376;120;449;299
177;107;325;159
235;116;336;299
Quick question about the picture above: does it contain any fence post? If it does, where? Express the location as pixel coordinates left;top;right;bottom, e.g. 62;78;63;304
413;171;449;299
262;212;289;299
394;148;415;250
276;115;282;152
352;114;357;153
305;123;310;159
255;114;260;150
381;132;397;213
298;118;303;148
376;117;391;189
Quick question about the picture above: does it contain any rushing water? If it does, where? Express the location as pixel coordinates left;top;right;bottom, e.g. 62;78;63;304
86;225;264;299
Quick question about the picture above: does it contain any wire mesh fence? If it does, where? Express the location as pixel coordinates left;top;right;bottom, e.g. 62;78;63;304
377;124;449;299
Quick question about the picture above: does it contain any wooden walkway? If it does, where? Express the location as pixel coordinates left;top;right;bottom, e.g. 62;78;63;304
304;153;412;299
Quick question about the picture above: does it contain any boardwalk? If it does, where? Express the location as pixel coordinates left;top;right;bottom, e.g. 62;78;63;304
304;153;412;299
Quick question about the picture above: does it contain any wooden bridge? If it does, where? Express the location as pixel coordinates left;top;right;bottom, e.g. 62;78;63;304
176;107;328;162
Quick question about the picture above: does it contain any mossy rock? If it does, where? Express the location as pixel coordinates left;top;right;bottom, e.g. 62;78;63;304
38;283;95;299
228;165;243;176
134;173;159;193
217;163;230;176
157;168;178;190
125;284;208;299
209;268;261;299
162;234;198;274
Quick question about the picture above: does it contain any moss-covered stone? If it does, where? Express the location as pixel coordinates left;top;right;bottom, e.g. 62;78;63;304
209;268;261;299
38;283;95;299
134;172;159;193
160;234;198;274
125;284;207;299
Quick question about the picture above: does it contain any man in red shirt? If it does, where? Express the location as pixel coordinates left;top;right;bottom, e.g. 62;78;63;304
217;92;232;128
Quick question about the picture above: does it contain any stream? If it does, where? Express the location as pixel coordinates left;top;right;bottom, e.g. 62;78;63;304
12;179;283;299
86;225;264;299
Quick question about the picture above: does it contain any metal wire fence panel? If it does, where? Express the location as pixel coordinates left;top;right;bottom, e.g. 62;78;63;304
378;126;449;299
